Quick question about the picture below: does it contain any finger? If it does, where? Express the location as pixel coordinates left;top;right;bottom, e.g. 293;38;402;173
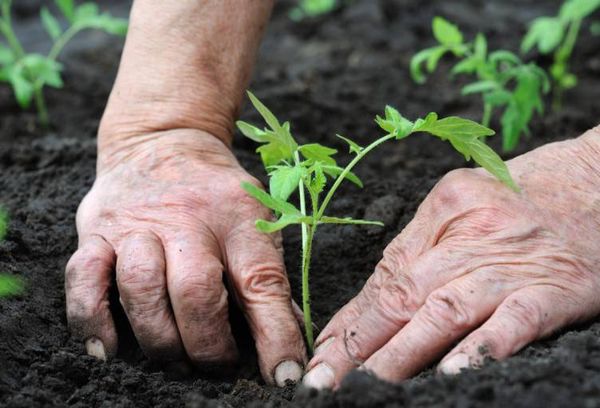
65;235;118;360
304;244;475;388
166;232;238;366
360;271;520;383
225;224;306;387
116;232;185;362
438;285;588;374
313;213;435;348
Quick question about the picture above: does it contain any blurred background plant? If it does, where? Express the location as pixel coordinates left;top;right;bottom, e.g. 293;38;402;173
0;0;127;127
0;208;24;297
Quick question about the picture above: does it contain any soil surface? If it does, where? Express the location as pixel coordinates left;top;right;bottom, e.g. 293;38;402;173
1;0;599;407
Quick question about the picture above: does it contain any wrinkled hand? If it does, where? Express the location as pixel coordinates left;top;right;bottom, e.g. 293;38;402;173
65;130;306;386
304;129;600;389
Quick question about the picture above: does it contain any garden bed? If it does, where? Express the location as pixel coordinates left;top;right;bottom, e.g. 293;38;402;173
1;0;599;406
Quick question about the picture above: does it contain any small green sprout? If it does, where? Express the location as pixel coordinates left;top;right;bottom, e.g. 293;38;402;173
0;0;127;126
289;0;337;20
239;91;517;350
411;17;549;152
0;208;24;297
521;0;600;109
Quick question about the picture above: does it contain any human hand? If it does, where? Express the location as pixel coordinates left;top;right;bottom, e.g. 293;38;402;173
65;129;306;386
303;128;600;389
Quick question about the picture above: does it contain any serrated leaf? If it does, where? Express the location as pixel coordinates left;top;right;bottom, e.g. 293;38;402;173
415;116;495;140
336;134;363;154
448;137;519;192
237;120;268;143
309;162;326;195
433;17;463;46
241;182;301;215
269;166;302;202
41;7;62;40
299;143;337;166
376;106;414;139
319;216;384;226
322;165;363;188
0;274;24;297
255;214;312;233
55;0;75;22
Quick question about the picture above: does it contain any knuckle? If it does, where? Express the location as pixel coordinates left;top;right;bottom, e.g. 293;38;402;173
65;250;109;284
238;263;290;301
501;296;544;335
430;169;476;209
170;270;222;302
381;245;409;276
342;329;371;363
376;273;418;324
117;257;164;289
423;288;473;332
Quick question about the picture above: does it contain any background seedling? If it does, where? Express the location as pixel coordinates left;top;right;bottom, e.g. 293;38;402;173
239;91;517;350
592;22;600;35
411;17;549;152
0;208;24;297
521;0;600;109
0;0;127;126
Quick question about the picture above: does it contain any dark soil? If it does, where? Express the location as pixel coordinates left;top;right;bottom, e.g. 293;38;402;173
1;0;599;407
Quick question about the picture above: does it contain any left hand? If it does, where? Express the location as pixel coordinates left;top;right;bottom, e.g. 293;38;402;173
303;128;600;389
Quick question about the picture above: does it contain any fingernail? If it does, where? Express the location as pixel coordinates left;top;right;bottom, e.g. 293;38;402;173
303;363;334;389
314;337;335;356
85;337;106;361
439;353;470;375
274;360;304;387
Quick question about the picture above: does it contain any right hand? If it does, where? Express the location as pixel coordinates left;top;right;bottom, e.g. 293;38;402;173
65;129;306;386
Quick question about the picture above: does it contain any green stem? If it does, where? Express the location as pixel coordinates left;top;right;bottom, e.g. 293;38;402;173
33;86;49;128
552;18;581;111
0;0;25;58
48;25;81;61
482;102;492;127
301;225;316;352
316;133;396;219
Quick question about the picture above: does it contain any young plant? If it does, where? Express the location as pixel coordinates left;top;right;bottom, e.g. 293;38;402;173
0;0;127;126
411;17;549;152
289;0;337;20
0;209;24;297
521;0;600;109
238;91;517;350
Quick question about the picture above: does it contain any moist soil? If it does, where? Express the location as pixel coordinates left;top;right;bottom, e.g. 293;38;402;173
1;0;599;407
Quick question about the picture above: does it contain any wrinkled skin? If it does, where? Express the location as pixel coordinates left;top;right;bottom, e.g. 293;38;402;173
65;129;306;385
303;128;600;389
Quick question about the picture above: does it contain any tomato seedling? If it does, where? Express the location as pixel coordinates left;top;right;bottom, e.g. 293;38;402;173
521;0;600;110
0;0;127;126
239;91;517;350
411;17;549;152
0;208;24;297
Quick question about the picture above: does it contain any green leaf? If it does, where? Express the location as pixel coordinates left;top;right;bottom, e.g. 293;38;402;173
55;0;75;22
375;106;414;139
255;214;312;233
489;51;521;67
248;91;284;136
0;274;24;297
521;17;564;54
269;166;302;202
22;54;63;88
310;162;327;195
319;216;384;226
484;89;513;107
448;137;519;192
299;143;337;166
474;33;487;59
81;14;128;36
414;116;495;140
7;66;34;108
461;80;499;95
241;182;301;215
73;3;99;23
559;0;600;21
41;7;62;40
410;48;434;84
336;134;363;155
237;120;268;143
451;56;480;76
426;46;449;73
432;17;463;46
0;208;7;240
322;165;363;188
592;22;600;35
